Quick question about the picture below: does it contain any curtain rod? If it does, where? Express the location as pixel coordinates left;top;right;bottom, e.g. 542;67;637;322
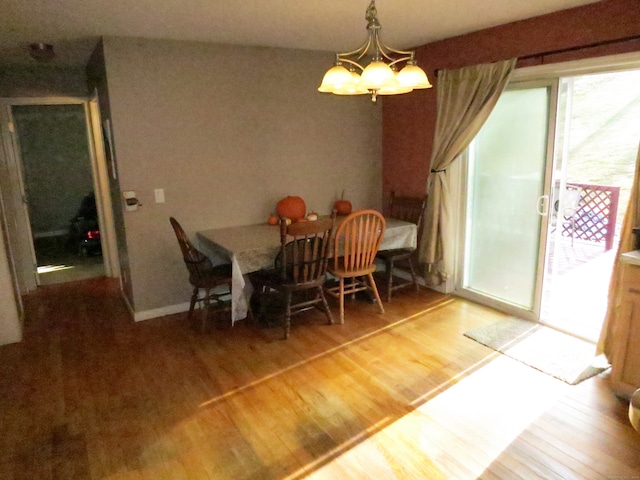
519;34;640;62
434;34;640;76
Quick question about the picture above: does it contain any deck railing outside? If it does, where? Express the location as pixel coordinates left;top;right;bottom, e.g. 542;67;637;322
563;182;620;251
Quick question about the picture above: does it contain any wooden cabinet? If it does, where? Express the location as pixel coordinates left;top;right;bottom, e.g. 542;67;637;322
611;263;640;397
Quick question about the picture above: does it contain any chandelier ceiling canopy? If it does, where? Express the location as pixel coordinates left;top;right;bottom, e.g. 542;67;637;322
318;0;432;103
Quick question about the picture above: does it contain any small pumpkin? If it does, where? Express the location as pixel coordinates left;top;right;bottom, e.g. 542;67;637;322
333;190;352;216
306;211;318;221
267;214;278;225
276;196;306;222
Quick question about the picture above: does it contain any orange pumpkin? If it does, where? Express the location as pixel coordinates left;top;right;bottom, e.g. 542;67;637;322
334;200;352;216
276;196;306;222
267;214;279;225
334;190;352;216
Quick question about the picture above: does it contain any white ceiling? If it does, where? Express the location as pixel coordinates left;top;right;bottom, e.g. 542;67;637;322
0;0;599;68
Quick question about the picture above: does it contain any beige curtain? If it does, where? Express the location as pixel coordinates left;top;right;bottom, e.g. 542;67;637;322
598;141;640;357
420;58;517;286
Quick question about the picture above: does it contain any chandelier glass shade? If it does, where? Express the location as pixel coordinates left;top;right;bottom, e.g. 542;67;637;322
318;0;432;102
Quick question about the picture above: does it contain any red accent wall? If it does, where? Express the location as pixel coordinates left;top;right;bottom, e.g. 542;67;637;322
382;0;640;201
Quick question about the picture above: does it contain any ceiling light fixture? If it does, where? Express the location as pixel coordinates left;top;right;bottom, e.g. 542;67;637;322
29;43;55;62
318;0;432;102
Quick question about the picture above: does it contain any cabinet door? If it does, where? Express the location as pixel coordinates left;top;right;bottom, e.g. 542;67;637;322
611;266;640;396
621;293;640;387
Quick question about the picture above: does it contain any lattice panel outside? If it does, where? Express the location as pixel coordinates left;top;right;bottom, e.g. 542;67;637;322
562;183;620;251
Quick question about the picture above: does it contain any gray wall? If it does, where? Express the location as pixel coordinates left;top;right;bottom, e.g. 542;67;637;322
101;37;383;315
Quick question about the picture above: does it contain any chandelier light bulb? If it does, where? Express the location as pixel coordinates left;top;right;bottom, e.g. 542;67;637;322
360;61;397;90
334;71;369;95
318;64;356;93
397;63;432;89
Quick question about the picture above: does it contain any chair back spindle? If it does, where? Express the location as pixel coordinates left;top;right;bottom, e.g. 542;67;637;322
388;191;427;233
170;217;214;285
278;214;335;286
255;212;336;338
334;210;386;274
376;192;427;301
326;209;386;324
169;217;233;332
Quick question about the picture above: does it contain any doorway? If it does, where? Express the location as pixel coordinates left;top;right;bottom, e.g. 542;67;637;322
540;69;640;341
457;61;640;342
0;97;118;292
11;103;105;285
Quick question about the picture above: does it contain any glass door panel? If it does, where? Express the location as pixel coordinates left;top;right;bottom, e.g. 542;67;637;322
461;82;556;314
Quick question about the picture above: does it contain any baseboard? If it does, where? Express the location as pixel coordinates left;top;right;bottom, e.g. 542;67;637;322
133;301;191;322
120;290;135;319
117;282;189;322
376;261;455;293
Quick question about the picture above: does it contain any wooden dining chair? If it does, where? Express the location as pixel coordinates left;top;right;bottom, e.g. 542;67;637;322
252;212;336;339
325;209;386;324
169;217;233;332
376;191;427;301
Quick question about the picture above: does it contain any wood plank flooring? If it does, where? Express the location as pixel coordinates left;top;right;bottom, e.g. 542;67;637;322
0;277;638;479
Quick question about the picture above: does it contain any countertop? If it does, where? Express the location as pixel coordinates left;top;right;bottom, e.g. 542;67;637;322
620;250;640;266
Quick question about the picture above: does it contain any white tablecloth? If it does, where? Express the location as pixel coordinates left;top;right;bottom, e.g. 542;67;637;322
197;217;417;323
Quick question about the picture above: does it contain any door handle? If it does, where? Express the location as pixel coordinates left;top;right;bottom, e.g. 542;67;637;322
536;195;549;216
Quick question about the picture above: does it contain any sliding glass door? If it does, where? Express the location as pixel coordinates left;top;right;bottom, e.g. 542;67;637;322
459;81;558;319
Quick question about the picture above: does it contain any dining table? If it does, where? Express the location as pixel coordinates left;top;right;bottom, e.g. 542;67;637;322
196;215;418;324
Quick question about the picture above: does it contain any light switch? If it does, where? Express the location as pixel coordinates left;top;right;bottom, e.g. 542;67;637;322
123;191;139;211
154;188;165;203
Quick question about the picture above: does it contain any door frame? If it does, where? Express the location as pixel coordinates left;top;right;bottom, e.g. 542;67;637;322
454;79;559;321
0;96;119;293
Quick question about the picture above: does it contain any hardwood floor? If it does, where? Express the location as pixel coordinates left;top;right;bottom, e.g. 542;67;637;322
1;277;638;479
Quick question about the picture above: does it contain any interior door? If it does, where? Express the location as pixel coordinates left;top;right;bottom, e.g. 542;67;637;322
458;80;558;320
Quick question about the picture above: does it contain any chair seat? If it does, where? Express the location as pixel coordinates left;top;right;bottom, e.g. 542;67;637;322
190;263;233;288
328;263;376;278
251;268;323;291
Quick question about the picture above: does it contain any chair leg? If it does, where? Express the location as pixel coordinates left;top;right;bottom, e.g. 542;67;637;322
318;287;334;325
339;277;345;324
201;288;211;333
246;304;256;326
350;277;357;300
367;273;385;314
408;258;420;293
284;290;292;340
386;259;393;302
188;287;198;320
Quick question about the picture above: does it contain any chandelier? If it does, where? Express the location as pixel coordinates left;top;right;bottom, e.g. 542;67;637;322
318;0;432;102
